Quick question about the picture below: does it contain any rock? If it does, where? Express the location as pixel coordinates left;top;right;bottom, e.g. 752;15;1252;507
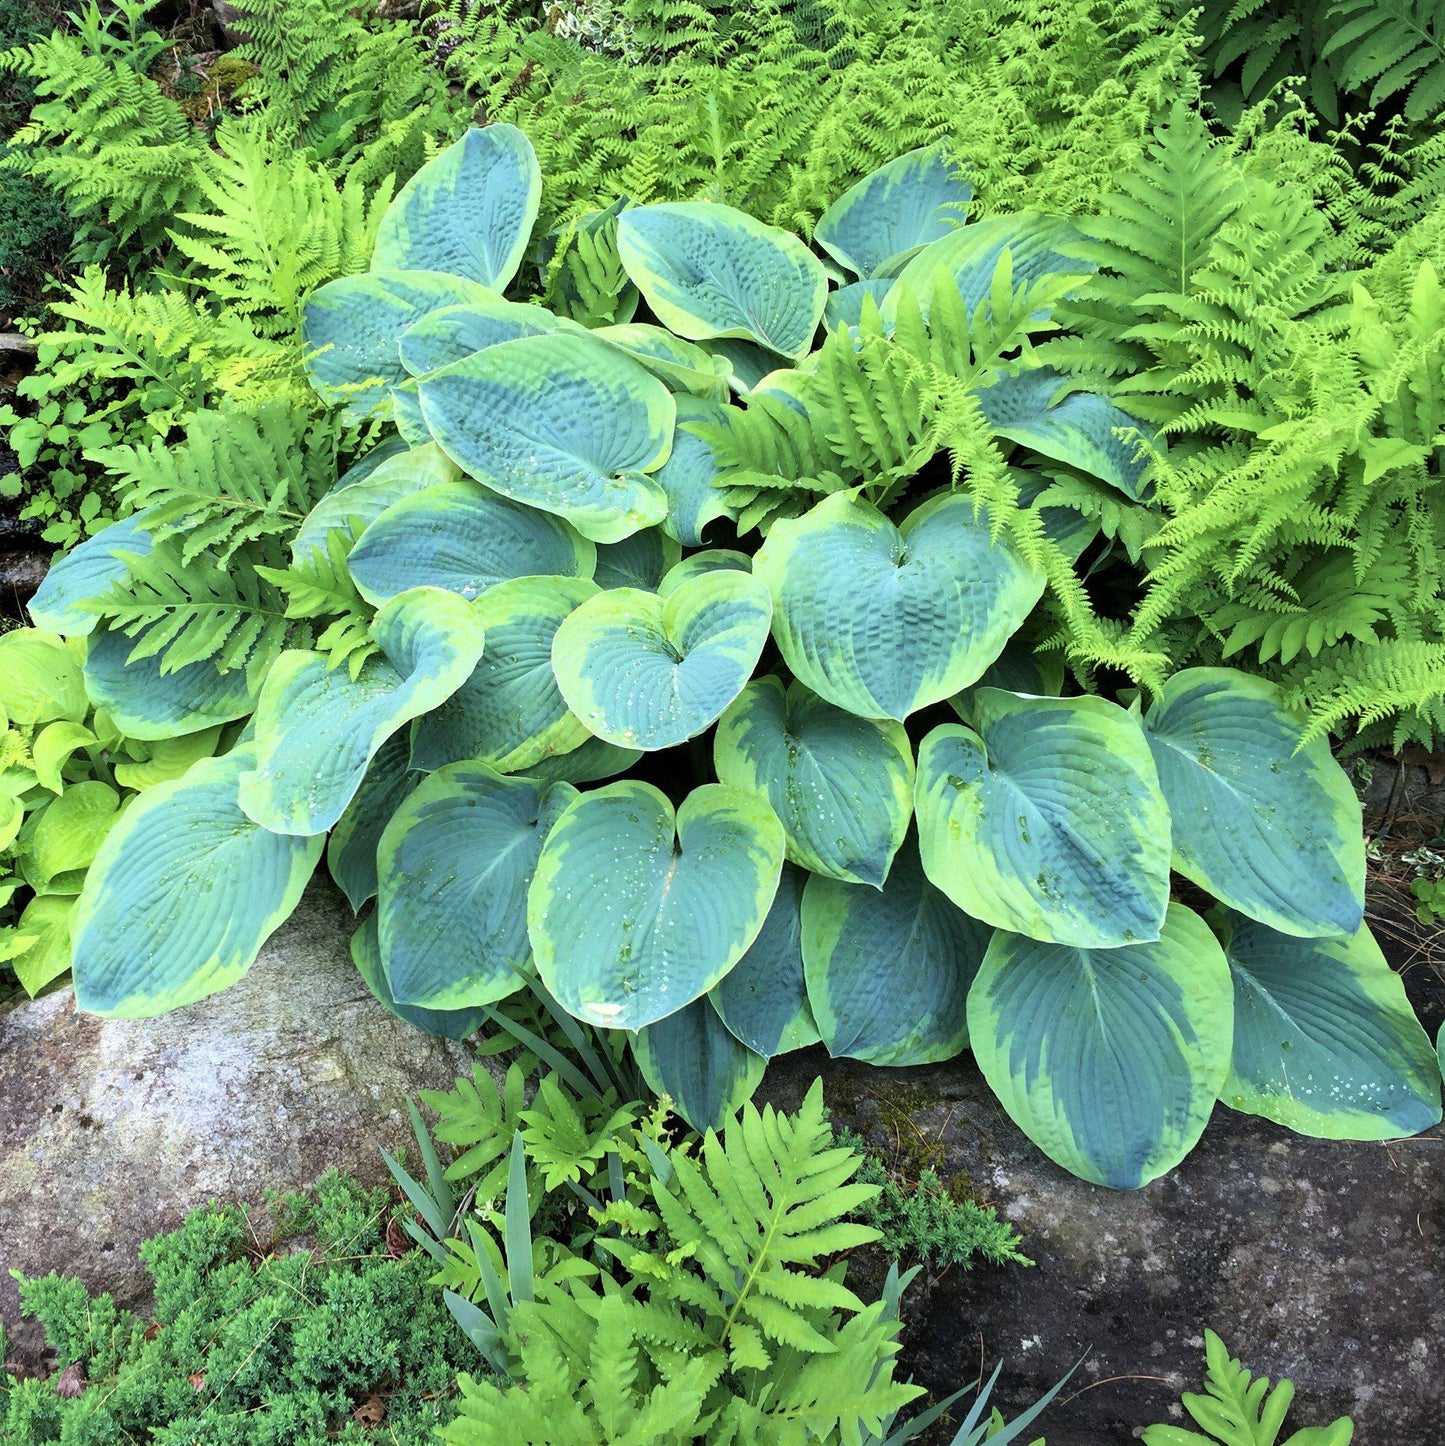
762;995;1444;1443
2;546;49;619
209;0;251;48
0;882;482;1370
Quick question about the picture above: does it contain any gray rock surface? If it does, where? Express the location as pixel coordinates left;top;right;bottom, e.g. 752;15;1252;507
0;882;476;1369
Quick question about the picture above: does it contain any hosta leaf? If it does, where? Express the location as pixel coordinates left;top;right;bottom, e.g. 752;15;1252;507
398;297;566;377
239;587;486;835
71;748;323;1016
885;212;1090;320
519;735;642;786
346;478;596;606
975;367;1153;500
529;780;785;1029
710;862;819;1057
410;575;597;774
802;835;988;1066
653;396;739;545
33;721;100;793
715;677;913;887
1222;915;1441;1140
84;626;256;741
616;202;827;360
303;270;496;418
378;761;576;1010
915;693;1171;948
110;727;223;791
754;490;1044;721
967;904;1234;1189
948;637;1065;722
418;331;673;544
635;996;767;1133
351;911;487;1040
28;510;155;636
593;527;682;592
11;893;76;996
552;570;772;750
814;143;973;279
0;630;87;725
326;733;418;911
371;124;540;290
592;323;732;399
293;444;460;562
1143;669;1365;938
18;779;120;890
658;550;752;597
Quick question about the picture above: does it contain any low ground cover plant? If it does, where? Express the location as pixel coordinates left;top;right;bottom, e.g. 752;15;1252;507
24;128;1441;1190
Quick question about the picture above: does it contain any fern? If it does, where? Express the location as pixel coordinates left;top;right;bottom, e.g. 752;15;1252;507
1323;0;1445;120
255;530;379;679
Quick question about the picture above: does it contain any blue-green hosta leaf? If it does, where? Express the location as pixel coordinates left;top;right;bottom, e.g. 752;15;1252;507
410;576;597;774
975;368;1154;500
754;490;1044;721
915;694;1171;948
885;213;1091;321
303;270;496;418
518;735;642;786
658;549;752;597
1143;669;1365;938
239;588;486;835
398;297;566;377
702;337;778;392
715;677;913;887
28;510;155;636
371;124;540;290
418;331;673;544
948;638;1065;723
823;279;894;332
592;527;682;592
1222;915;1441;1140
323;435;410;496
710;861;819;1057
653;396;739;546
71;748;323;1016
803;835;988;1066
391;380;430;446
293;444;461;562
551;571;772;750
528;780;785;1029
351;912;487;1040
616;202;827;361
346;478;596;607
326;733;418;911
814;144;973;279
84;626;256;741
378;761;576;1010
967;904;1234;1188
1;630;87;724
592;323;732;399
634;996;767;1132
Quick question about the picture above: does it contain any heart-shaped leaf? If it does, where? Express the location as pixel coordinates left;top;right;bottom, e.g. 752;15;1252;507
710;861;819;1057
10;893;76;996
715;677;913;887
239;587;486;835
658;550;752;597
28;511;155;636
418;331;674;543
398;297;567;376
755;490;1044;720
303;270;497;418
592;323;733;399
551;570;772;750
1;631;87;725
802;835;989;1066
410;575;597;774
326;734;418;911
84;626;256;741
1222;914;1441;1140
351;912;487;1040
975;367;1153;500
347;478;596;606
652;396;739;545
815;144;973;279
71;748;323;1016
966;904;1234;1189
518;735;642;786
617;201;827;360
371;124;541;290
634;996;767;1132
1143;669;1365;938
593;527;682;592
529;780;785;1029
378;761;577;1010
18;779;120;890
916;693;1171;948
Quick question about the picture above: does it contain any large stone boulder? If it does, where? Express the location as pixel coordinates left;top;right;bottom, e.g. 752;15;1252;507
0;883;476;1370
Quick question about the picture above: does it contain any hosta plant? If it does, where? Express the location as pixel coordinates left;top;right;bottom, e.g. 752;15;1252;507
39;126;1443;1188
